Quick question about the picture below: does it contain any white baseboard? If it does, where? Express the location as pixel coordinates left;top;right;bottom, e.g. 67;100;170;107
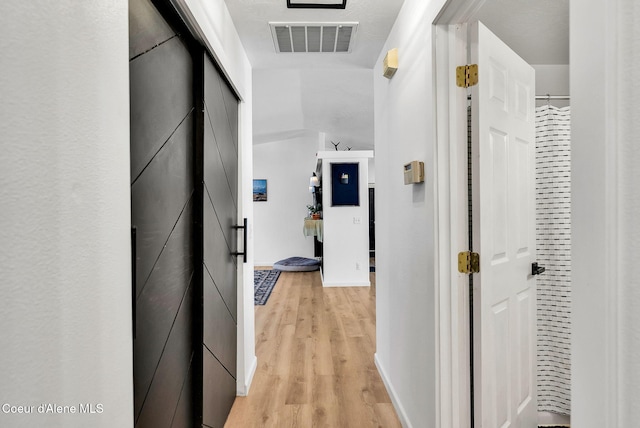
320;267;371;287
322;280;370;287
254;262;274;268
375;353;412;428
236;355;257;396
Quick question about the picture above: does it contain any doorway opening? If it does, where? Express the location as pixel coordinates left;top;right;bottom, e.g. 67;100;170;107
434;1;571;427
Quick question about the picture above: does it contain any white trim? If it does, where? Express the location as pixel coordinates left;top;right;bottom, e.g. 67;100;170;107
433;0;486;425
570;0;622;424
321;280;370;287
434;0;487;24
170;0;247;100
374;353;412;428
237;355;257;396
603;0;619;423
317;150;374;159
433;22;457;428
450;24;472;428
237;84;257;398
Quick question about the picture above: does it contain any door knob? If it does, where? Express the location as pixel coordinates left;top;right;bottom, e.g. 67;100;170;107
531;262;546;276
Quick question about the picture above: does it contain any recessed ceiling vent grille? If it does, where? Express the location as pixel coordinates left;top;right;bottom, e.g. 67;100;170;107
270;22;358;53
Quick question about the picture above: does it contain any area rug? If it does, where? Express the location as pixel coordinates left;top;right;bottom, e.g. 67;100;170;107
254;269;281;305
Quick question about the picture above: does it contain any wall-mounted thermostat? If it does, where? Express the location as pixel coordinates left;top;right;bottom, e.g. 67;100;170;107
404;161;424;184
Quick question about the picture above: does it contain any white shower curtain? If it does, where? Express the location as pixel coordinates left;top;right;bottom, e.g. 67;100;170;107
535;104;571;415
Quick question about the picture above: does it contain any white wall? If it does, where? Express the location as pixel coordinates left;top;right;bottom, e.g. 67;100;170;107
617;2;640;422
571;0;640;425
533;64;570;95
319;151;373;287
533;64;570;107
373;0;446;425
571;2;610;426
253;137;318;265
0;2;132;427
0;5;256;428
375;1;640;427
253;69;305;144
173;0;256;396
253;68;374;150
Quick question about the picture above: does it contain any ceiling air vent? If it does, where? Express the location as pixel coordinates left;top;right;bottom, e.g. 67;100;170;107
270;22;358;53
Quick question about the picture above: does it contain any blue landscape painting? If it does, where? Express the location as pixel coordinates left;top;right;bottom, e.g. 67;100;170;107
253;179;267;201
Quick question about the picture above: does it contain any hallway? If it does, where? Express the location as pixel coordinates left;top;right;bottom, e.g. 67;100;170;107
224;270;400;427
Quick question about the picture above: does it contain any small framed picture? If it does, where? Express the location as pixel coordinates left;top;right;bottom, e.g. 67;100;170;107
253;179;267;202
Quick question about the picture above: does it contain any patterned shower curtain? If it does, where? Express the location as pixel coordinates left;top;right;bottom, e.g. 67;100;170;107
535;104;571;415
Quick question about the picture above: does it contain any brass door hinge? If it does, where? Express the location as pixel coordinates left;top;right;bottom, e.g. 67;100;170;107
456;64;478;88
458;251;480;274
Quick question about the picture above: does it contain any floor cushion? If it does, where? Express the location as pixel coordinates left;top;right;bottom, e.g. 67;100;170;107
273;257;320;272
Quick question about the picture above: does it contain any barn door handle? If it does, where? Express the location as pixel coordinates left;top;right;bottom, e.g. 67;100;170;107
231;218;248;263
531;262;546;276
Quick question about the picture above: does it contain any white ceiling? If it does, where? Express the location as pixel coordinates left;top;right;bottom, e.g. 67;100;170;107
476;0;569;65
252;68;374;148
223;0;404;69
224;0;569;149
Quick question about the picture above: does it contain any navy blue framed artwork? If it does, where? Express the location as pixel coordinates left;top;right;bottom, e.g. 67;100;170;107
331;163;359;206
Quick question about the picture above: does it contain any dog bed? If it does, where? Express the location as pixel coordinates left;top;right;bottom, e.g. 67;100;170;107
273;257;320;272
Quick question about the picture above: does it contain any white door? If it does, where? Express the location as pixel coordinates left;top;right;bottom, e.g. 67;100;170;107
470;21;537;427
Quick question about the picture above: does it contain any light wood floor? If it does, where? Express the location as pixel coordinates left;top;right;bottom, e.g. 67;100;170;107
224;269;401;427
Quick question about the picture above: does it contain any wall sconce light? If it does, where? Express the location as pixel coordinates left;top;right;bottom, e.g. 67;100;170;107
309;172;320;192
340;173;349;184
383;48;398;79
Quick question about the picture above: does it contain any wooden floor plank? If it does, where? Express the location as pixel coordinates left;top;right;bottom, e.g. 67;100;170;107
225;270;400;427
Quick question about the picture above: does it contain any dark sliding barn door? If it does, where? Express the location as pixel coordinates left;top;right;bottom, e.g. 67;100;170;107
130;0;195;426
199;52;239;428
129;0;239;427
